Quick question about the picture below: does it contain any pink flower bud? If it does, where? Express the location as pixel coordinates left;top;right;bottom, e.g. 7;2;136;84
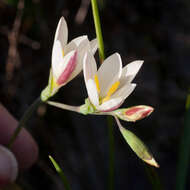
114;105;154;122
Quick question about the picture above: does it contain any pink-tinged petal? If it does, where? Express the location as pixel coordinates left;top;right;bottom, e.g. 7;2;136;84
120;60;144;85
54;17;68;48
86;79;99;106
83;51;97;83
115;105;154;122
57;51;77;85
98;53;122;97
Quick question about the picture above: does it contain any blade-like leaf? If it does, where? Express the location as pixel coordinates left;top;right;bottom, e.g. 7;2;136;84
49;155;71;190
176;92;190;190
115;117;159;167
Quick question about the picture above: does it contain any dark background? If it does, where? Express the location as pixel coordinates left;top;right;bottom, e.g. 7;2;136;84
0;0;190;189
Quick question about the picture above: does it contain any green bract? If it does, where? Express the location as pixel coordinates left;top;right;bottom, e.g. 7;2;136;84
79;98;96;115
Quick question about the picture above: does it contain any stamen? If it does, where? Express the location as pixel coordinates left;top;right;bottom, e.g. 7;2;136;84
62;49;64;57
94;74;100;93
102;81;120;103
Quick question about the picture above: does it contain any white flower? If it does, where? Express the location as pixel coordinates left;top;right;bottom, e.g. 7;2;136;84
41;17;97;101
83;51;143;112
51;17;97;89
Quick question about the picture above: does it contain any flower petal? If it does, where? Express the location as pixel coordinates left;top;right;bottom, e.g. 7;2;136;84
53;50;76;83
57;51;77;85
98;53;122;97
86;79;99;106
54;17;68;49
63;41;77;55
90;38;98;55
83;51;97;83
96;97;124;112
121;60;144;84
72;35;88;46
111;83;136;100
97;83;136;112
66;39;90;83
52;41;64;80
64;35;88;55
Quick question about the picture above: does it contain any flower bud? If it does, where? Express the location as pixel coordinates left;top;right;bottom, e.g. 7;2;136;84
114;105;154;122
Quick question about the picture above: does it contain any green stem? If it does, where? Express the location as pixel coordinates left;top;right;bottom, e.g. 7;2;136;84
48;101;81;113
107;116;114;190
176;92;190;190
7;97;42;148
91;1;114;189
91;0;105;62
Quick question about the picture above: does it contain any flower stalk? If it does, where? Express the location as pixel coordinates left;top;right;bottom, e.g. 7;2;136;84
7;97;42;148
91;0;114;189
91;0;105;62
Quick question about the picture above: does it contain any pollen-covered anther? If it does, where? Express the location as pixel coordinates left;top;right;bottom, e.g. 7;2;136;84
94;74;100;93
62;49;65;57
102;81;120;103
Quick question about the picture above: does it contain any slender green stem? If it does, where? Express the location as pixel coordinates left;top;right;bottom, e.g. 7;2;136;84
91;0;105;62
91;1;114;189
107;116;114;190
49;156;72;190
48;101;81;113
176;92;190;190
7;97;42;148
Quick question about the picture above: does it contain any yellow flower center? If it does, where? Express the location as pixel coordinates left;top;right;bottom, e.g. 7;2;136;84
94;74;120;104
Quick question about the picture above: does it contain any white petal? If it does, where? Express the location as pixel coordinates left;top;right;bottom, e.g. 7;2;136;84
111;83;136;100
121;60;143;84
98;53;122;97
64;35;88;56
97;97;123;112
72;35;88;46
52;41;64;80
90;38;98;55
86;79;99;106
83;51;97;84
63;41;77;55
53;50;76;80
66;39;90;83
97;83;136;111
54;17;68;48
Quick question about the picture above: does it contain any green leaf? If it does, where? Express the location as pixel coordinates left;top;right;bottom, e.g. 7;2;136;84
176;91;190;190
119;125;159;168
49;156;72;190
